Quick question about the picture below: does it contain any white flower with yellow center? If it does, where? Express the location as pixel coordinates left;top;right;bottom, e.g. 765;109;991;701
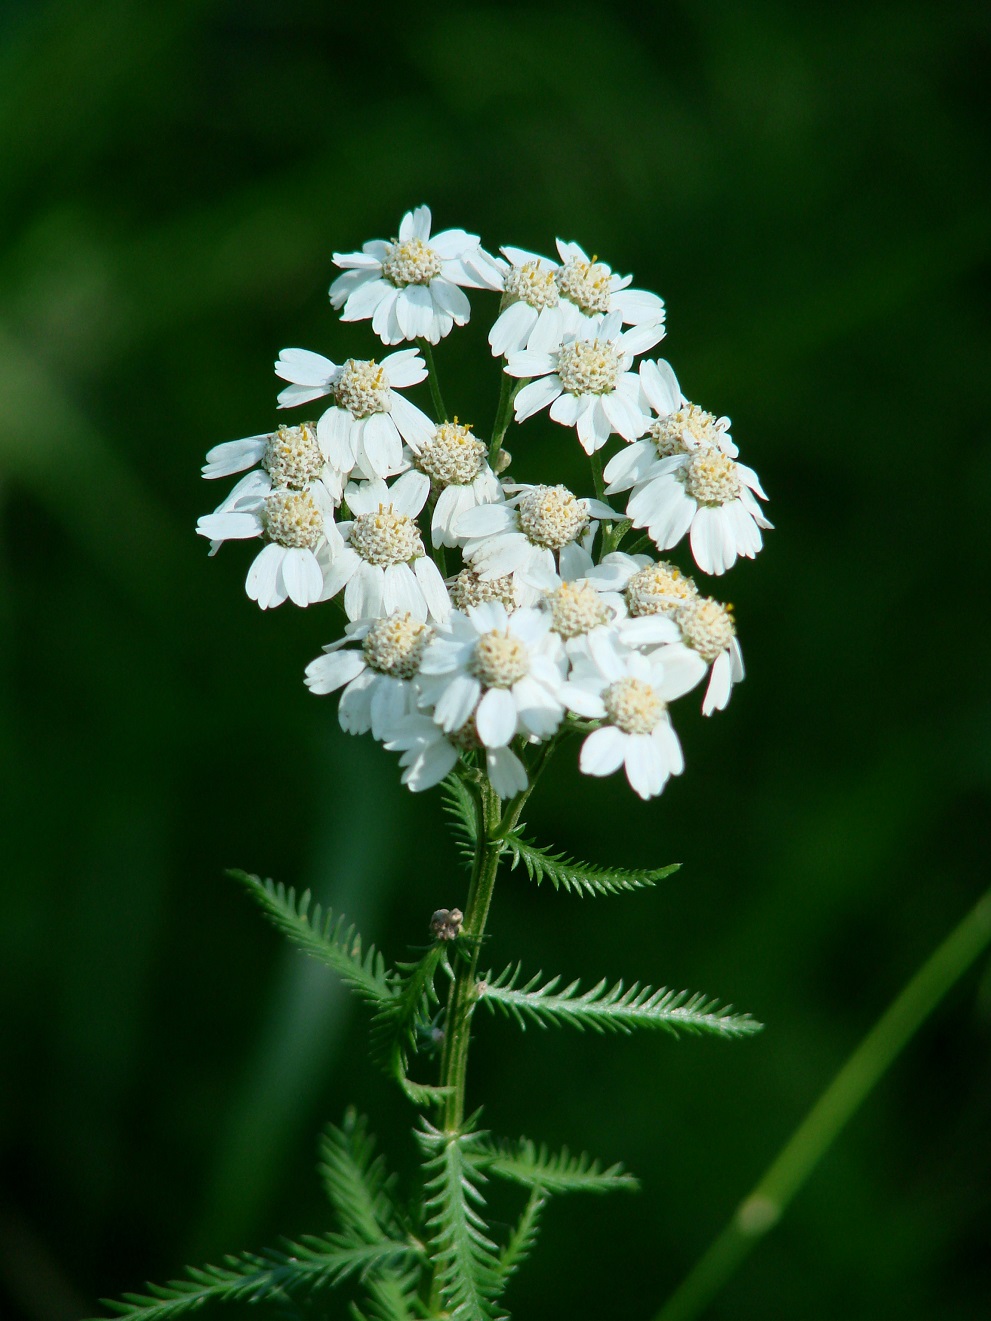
487;246;568;357
553;239;666;334
416;603;566;750
201;422;344;504
448;567;520;613
380;713;528;797
603;359;737;495
455;484;615;605
273;347;434;481
196;479;337;610
584;554;742;713
620;442;772;576
320;471;450;624
673;594;744;716
304;612;433;739
562;633;695;800
505;311;662;455
407;419;502;548
329;206;502;346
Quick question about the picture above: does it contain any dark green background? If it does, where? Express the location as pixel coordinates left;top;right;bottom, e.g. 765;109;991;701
2;2;989;1318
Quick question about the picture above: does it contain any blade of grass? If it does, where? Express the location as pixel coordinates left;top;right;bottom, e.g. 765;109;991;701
652;882;991;1321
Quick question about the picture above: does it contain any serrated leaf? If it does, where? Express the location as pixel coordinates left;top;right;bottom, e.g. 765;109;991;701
478;964;764;1039
504;833;679;898
230;871;395;1008
371;944;450;1106
94;1237;419;1321
319;1110;401;1243
481;1138;638;1195
416;1120;504;1321
440;773;480;871
495;1188;545;1289
352;1267;421;1321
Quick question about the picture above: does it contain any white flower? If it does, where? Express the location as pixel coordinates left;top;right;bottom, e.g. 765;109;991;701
487;246;569;357
305;612;433;738
274;348;434;481
585;554;740;714
407;419;502;548
201;422;344;504
456;484;614;606
320;471;450;623
505;312;662;455
448;567;520;613
196;478;337;609
562;632;695;800
552;239;665;332
381;714;528;797
602;359;737;495
488;241;666;360
672;594;744;716
618;443;772;576
417;603;566;748
329;205;501;346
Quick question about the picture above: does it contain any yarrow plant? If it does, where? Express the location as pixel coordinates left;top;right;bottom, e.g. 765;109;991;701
101;205;772;1321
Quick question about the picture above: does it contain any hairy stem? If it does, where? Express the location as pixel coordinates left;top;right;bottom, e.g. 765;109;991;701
652;881;991;1321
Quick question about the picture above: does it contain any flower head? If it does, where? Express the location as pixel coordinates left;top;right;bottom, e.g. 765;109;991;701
505;312;663;454
329;206;501;345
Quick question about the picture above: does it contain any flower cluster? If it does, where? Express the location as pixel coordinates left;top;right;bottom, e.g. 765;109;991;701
198;206;771;799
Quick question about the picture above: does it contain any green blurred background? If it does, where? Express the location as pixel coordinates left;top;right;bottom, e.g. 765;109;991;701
2;1;989;1317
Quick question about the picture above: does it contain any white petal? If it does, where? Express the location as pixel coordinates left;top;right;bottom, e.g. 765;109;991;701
414;556;452;623
245;543;285;609
433;673;482;733
359;413;404;478
370;676;411;740
381;348;427;388
702;650;733;716
624;735;666;800
390;469;431;518
389;394;435;452
338;670;376;734
275;347;336;386
514;374;564;421
475;686;518;748
383;562;426;620
305;650;366;694
280;547;323;606
580;726;628;776
486;746;528;798
196;511;261;542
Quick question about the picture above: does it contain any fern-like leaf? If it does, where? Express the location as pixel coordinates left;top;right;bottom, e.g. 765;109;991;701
351;1268;421;1321
230;871;394;1008
495;1188;545;1290
440;773;480;871
503;833;679;898
371;945;451;1105
479;964;763;1039
482;1138;638;1195
417;1120;504;1321
96;1237;419;1321
319;1110;401;1243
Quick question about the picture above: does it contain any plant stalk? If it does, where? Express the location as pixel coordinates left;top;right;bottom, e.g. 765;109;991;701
418;340;448;421
438;779;504;1132
652;881;991;1321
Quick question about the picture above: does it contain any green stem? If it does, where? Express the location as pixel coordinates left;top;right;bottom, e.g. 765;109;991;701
439;780;503;1132
489;371;525;468
652;882;991;1321
589;450;607;505
418;340;447;421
